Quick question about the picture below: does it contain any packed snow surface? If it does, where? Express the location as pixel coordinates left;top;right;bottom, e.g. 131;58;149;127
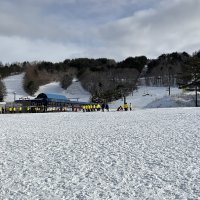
109;86;182;109
35;80;91;102
2;73;31;101
4;73;195;109
3;74;91;102
1;108;200;199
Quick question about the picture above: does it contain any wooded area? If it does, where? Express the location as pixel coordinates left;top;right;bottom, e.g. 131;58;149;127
0;51;200;102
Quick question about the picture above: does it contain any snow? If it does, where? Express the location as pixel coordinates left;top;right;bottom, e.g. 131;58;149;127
2;73;31;102
145;93;200;109
1;74;200;199
2;74;199;109
109;86;182;110
65;79;91;102
1;108;200;199
3;74;91;102
35;80;91;102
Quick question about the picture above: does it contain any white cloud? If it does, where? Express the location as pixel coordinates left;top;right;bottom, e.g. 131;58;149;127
95;0;200;58
0;0;200;63
0;36;86;63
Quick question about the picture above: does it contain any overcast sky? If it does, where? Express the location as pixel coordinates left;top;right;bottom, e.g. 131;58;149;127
0;0;200;63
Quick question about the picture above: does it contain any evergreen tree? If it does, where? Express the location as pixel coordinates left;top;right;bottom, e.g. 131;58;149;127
179;52;200;106
0;80;6;101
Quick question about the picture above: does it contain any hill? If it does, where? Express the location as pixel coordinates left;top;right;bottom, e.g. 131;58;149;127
1;50;200;102
3;73;91;102
4;73;200;109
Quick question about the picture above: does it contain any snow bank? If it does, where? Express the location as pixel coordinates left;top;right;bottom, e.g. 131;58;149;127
1;108;200;199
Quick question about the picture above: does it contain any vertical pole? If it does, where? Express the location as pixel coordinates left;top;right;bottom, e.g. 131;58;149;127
168;67;171;96
13;92;16;102
195;85;198;107
124;96;126;104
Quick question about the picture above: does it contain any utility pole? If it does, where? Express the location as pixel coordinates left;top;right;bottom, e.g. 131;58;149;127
13;92;16;102
195;84;198;107
168;66;171;96
123;95;126;104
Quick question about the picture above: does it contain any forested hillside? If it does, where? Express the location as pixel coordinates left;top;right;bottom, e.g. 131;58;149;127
22;56;147;102
0;50;200;102
0;62;24;101
142;52;190;86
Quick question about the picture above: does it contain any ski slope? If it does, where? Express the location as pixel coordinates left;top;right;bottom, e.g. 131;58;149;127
1;108;200;199
34;79;91;102
3;74;91;102
2;73;31;102
109;86;182;109
3;73;185;108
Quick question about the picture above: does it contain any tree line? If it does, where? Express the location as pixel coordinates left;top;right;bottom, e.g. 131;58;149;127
0;51;200;102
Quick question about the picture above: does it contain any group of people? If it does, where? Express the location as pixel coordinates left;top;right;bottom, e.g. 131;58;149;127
117;102;133;111
82;103;109;112
1;102;133;114
0;106;23;114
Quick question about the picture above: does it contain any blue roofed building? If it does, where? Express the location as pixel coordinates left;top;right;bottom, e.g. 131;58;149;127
36;93;68;103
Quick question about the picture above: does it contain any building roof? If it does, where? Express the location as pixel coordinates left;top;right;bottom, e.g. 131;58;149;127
36;93;68;102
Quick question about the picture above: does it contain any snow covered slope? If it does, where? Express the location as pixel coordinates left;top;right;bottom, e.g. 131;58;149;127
3;73;196;109
3;74;91;102
145;92;200;108
1;108;200;199
35;79;91;102
109;86;182;109
2;73;31;102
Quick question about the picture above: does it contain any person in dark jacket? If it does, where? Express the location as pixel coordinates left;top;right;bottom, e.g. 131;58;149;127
101;103;105;112
105;104;109;111
117;106;123;111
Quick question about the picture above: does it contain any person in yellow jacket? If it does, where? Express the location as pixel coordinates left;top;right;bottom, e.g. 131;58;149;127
123;102;128;111
19;107;22;113
96;104;101;111
82;105;85;112
9;107;13;113
89;105;92;111
27;106;30;113
13;107;16;113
